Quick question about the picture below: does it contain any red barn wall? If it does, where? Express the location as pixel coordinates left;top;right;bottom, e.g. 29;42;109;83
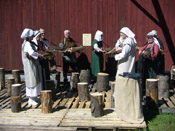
0;0;175;72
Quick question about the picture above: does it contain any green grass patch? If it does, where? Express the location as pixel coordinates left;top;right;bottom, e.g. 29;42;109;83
147;113;175;131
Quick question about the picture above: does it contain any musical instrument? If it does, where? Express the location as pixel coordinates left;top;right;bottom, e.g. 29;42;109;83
48;46;86;53
105;47;122;55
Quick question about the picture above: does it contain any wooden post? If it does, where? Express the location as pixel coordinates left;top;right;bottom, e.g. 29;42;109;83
70;72;79;91
110;81;115;108
146;79;158;109
158;75;169;98
171;68;175;80
50;71;60;89
12;70;21;83
46;80;56;100
0;68;5;90
79;70;90;84
96;73;109;92
6;78;15;96
11;96;21;112
77;82;89;102
11;84;22;96
41;90;52;114
90;92;104;117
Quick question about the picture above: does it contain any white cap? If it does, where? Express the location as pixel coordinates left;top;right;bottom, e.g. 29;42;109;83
21;28;34;39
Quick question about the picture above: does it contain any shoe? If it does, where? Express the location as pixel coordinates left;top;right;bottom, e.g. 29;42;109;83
30;97;38;106
28;98;32;105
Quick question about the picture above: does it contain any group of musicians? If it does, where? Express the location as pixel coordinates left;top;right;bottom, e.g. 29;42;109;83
21;27;164;106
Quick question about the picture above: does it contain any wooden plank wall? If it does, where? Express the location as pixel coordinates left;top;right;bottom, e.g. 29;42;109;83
0;0;175;71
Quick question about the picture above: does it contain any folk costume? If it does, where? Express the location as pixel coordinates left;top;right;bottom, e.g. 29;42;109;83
21;28;42;106
138;32;160;79
60;31;78;83
114;27;144;124
91;30;104;77
115;27;137;76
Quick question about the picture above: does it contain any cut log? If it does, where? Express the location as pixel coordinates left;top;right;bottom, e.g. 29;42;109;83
146;79;158;109
50;71;60;89
12;70;21;84
46;80;56;100
79;70;90;84
171;68;175;80
11;84;22;96
0;68;5;90
77;82;89;102
158;75;169;98
6;78;15;96
110;81;115;108
70;72;79;91
96;73;109;92
41;90;52;114
11;96;21;112
90;92;105;117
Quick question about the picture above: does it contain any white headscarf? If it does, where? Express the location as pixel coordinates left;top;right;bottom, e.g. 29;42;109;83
32;30;41;45
120;27;137;44
94;30;103;41
21;28;34;39
151;30;157;37
147;31;160;49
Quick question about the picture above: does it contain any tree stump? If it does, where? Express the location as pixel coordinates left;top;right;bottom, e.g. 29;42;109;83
90;92;105;117
11;84;22;96
77;82;89;102
96;73;109;92
0;68;5;90
70;72;79;91
171;68;175;80
110;81;115;108
79;70;90;84
12;70;21;83
41;90;52;114
46;80;56;100
11;96;21;112
146;79;158;109
6;78;15;96
158;75;169;98
50;71;60;89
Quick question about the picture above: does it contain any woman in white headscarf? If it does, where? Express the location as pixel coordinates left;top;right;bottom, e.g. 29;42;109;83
91;30;105;80
21;28;43;106
138;31;160;83
114;27;137;76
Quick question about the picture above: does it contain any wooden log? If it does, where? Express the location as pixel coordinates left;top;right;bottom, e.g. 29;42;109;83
11;96;21;112
46;80;56;100
90;92;105;117
50;71;60;89
79;70;90;84
77;82;89;102
158;75;169;98
6;78;15;96
11;84;22;96
70;72;79;91
146;79;158;109
0;68;5;90
41;90;52;114
96;73;109;92
12;70;21;83
110;81;115;108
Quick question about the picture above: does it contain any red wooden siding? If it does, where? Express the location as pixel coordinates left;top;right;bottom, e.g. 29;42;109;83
0;0;175;71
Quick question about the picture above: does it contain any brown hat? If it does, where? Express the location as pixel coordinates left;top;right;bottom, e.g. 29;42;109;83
39;28;45;33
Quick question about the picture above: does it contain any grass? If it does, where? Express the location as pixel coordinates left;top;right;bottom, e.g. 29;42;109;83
147;113;175;131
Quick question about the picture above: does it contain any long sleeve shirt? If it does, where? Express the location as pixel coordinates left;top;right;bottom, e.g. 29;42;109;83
139;43;159;60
